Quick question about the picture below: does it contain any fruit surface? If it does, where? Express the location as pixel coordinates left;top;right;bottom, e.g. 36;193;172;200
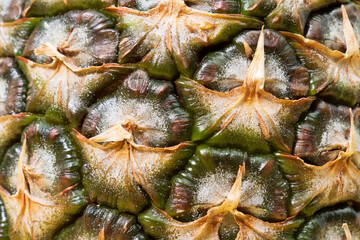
0;0;360;239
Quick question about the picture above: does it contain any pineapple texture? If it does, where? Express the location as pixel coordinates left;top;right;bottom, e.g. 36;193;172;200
1;0;360;239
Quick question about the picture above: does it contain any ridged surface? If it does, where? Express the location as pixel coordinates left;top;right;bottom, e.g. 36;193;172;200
0;0;360;239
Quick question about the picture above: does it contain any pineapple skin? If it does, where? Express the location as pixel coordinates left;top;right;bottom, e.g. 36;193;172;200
0;0;360;239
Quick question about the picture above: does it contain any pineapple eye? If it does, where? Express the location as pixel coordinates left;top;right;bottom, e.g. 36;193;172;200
55;204;149;240
283;5;360;106
117;0;248;14
0;58;28;116
194;29;309;99
306;3;360;53
294;100;357;166
139;163;303;240
18;39;133;126
297;206;360;239
23;10;119;68
165;145;289;222
82;70;192;148
0;120;87;239
1;0;360;238
22;120;82;195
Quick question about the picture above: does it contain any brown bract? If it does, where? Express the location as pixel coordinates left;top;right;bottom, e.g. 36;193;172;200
74;124;193;213
0;138;78;239
106;0;262;79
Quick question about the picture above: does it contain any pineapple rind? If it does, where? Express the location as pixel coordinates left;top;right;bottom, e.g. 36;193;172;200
0;0;359;239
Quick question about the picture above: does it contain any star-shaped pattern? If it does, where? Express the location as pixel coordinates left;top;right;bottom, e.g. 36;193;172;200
106;0;262;80
176;29;313;153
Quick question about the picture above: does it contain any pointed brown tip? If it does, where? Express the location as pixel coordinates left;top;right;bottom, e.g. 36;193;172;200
244;26;265;90
98;227;106;240
89;123;132;143
72;128;87;142
348;108;356;154
16;56;29;63
342;223;353;240
342;5;359;56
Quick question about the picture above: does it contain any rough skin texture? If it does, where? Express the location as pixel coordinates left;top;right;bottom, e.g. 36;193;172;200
0;0;360;239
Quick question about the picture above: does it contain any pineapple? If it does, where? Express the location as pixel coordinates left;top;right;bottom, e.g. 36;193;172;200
0;0;360;239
